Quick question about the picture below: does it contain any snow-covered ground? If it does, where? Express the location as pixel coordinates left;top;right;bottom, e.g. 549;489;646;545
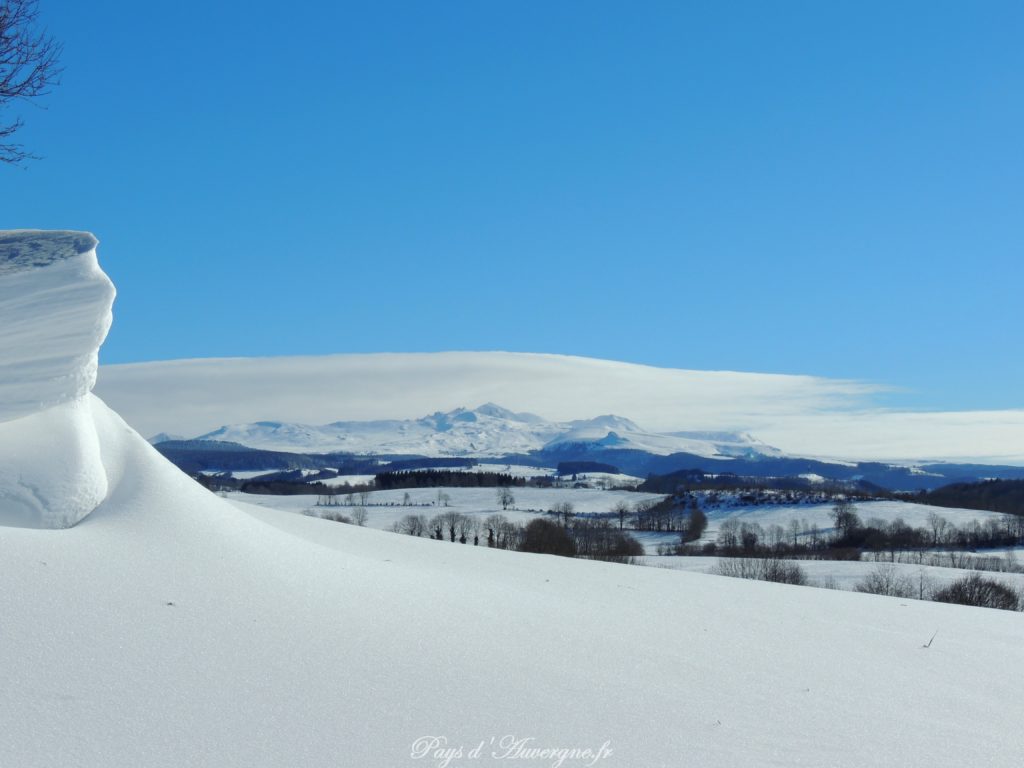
229;485;666;532
568;471;644;488
4;231;1024;767
3;403;1023;767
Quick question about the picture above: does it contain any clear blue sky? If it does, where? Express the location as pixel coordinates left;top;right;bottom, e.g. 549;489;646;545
3;1;1022;411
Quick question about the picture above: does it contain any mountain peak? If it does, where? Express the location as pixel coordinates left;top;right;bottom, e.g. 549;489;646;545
473;402;518;419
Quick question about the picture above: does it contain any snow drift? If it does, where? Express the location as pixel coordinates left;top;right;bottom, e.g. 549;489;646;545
0;231;115;527
2;229;1022;767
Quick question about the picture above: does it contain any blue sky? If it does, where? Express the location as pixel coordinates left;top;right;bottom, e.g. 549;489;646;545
3;1;1022;411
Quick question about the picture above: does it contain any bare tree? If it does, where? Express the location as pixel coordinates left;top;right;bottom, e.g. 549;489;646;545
351;507;368;527
717;519;740;552
482;513;521;549
466;516;482;545
433;510;463;542
456;514;476;544
394;514;428;536
496;486;515;511
714;556;807;585
766;524;786;551
926;511;949;548
1;0;63;164
612;500;631;530
483;513;507;547
553;500;575;528
855;564;915;598
788;518;802;547
830;498;861;540
933;572;1020;611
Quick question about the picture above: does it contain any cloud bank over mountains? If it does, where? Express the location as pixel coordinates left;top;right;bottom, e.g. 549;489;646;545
96;352;1024;464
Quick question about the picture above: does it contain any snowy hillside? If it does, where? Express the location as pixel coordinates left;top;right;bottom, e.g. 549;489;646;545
4;399;1023;767
3;231;1023;767
197;402;778;458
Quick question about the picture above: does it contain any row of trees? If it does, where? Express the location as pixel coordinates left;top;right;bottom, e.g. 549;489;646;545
711;556;1022;611
389;511;644;562
686;502;1024;561
852;563;1021;610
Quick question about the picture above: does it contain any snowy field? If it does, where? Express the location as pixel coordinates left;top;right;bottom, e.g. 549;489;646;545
227;485;666;532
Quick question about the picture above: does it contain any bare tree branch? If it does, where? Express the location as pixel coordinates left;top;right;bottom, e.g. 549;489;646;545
1;0;63;164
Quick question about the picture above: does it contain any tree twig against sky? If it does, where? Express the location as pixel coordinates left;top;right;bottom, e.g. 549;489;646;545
1;0;62;164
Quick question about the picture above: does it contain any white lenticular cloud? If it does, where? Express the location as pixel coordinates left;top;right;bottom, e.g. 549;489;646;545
95;350;1024;464
755;409;1024;465
95;351;874;433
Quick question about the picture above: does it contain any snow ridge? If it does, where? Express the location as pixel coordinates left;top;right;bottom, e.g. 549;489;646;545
0;230;115;422
0;230;115;527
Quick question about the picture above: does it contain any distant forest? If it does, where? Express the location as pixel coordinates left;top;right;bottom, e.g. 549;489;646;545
922;479;1024;516
374;470;526;490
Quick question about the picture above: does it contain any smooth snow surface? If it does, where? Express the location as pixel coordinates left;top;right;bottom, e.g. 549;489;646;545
0;397;108;528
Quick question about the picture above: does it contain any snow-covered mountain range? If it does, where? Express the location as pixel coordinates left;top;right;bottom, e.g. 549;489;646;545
191;402;782;458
